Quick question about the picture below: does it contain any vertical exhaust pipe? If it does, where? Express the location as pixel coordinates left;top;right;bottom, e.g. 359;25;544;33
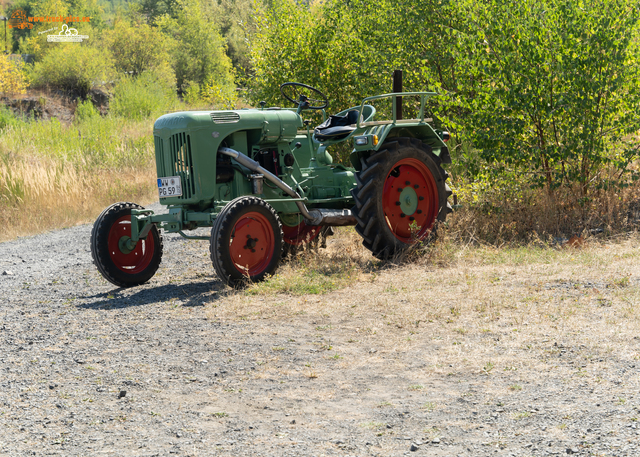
393;69;403;121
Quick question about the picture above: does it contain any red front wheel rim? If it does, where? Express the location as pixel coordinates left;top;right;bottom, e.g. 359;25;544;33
228;212;275;276
107;216;155;274
382;158;439;242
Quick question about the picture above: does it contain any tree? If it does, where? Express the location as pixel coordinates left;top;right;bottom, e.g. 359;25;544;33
249;0;460;120
11;0;106;58
102;19;175;83
456;0;640;195
212;0;263;75
157;0;234;94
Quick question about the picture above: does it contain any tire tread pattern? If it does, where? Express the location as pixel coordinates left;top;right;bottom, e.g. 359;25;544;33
351;138;450;259
90;202;163;288
210;196;283;288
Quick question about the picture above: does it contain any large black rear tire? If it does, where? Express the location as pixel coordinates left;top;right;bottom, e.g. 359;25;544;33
351;138;451;259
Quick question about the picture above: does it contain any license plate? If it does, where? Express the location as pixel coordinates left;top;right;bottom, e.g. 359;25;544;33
157;176;182;198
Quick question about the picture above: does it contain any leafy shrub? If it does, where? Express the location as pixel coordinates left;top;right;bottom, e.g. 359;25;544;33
110;70;178;120
102;20;176;79
157;0;234;94
0;106;21;130
184;79;238;109
30;46;115;97
0;55;27;97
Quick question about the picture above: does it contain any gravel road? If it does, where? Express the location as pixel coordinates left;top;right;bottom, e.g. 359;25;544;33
1;203;640;456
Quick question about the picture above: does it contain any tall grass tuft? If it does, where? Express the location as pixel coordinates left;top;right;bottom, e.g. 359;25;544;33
0;106;21;130
74;99;100;123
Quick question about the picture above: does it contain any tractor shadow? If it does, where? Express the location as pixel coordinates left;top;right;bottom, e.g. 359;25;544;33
78;278;229;311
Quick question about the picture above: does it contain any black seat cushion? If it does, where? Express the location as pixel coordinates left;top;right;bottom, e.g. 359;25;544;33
313;110;360;141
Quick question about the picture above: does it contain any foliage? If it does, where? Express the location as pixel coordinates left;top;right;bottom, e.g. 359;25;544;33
11;0;105;58
184;78;238;109
0;55;28;97
102;19;175;79
156;0;235;94
110;70;178;119
0;107;21;130
251;0;640;199
30;45;115;96
249;0;459;121
249;0;320;106
456;0;640;196
134;0;259;75
136;0;179;24
213;0;262;75
74;99;100;122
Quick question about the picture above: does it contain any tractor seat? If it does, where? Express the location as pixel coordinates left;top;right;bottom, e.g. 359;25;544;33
313;109;360;142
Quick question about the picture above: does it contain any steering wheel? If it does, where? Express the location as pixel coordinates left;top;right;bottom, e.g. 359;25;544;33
280;82;328;110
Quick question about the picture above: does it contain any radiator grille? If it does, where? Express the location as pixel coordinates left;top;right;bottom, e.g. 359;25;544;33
154;136;166;178
168;133;196;199
211;112;240;124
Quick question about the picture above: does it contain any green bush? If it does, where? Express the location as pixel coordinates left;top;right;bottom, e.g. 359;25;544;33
184;78;238;109
102;20;176;79
30;46;115;97
0;106;21;130
110;70;178;120
157;0;235;94
74;99;100;123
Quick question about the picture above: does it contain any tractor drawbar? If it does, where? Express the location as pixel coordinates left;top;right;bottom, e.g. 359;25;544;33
218;147;356;227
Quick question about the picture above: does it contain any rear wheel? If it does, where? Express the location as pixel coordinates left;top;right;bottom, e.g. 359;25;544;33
90;202;163;287
351;138;451;259
210;197;283;287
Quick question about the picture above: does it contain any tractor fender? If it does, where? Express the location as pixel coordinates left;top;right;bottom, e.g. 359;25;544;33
350;123;451;170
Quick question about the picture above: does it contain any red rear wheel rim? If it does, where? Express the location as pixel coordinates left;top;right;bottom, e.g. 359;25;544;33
228;212;275;276
281;221;321;246
382;158;439;243
107;216;155;274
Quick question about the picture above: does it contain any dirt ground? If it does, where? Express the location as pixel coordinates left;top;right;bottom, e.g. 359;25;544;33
1;211;640;456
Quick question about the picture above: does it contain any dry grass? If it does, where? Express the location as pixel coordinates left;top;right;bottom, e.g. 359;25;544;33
207;224;640;383
0;115;158;242
449;176;640;243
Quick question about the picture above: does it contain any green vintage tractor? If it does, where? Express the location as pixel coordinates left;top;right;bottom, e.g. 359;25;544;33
90;80;452;287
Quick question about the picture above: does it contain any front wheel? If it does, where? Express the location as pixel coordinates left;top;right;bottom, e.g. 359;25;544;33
351;138;451;259
90;202;163;287
210;197;283;287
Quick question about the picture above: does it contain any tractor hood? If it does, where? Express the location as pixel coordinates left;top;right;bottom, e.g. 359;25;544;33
154;109;303;136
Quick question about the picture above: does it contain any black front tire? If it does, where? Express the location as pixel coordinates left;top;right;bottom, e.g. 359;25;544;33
210;197;283;287
90;202;163;288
